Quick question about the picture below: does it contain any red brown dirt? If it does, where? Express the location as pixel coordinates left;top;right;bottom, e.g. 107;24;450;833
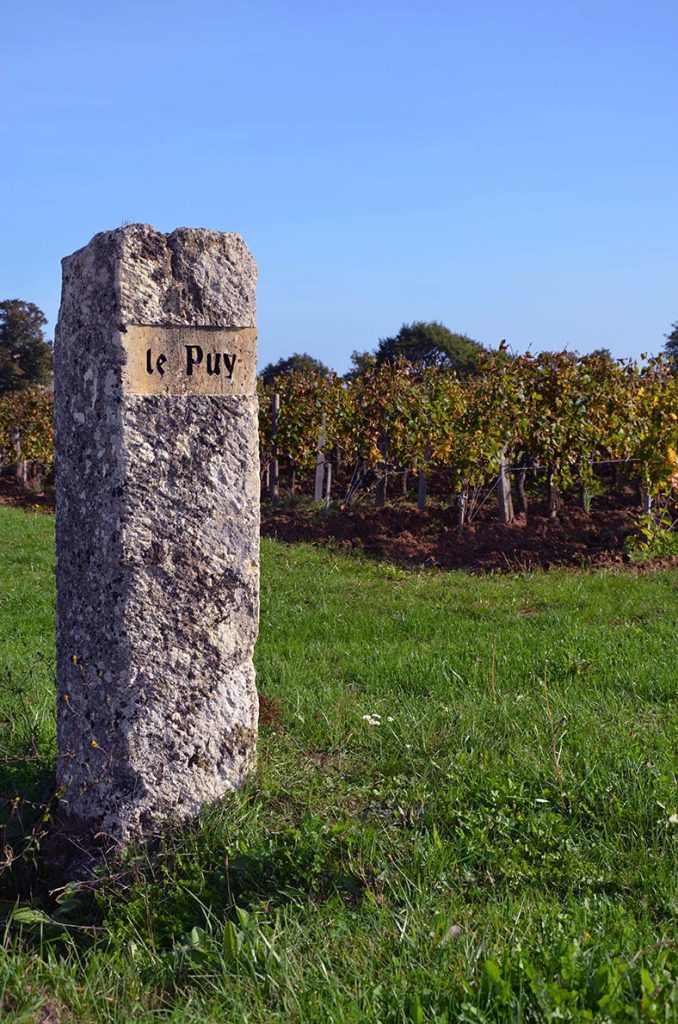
258;692;285;729
0;476;54;513
3;474;674;574
262;493;675;573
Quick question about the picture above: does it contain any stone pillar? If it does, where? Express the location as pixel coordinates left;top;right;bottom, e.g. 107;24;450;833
54;225;259;849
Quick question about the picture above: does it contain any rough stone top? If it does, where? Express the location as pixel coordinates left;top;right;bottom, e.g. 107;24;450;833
61;224;257;330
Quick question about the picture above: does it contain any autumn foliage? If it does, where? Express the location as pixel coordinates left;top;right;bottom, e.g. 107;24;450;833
0;388;54;474
1;352;677;504
258;351;678;499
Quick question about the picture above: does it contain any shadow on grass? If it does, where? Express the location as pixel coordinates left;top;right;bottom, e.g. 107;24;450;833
1;754;365;953
0;661;59;908
0;759;56;906
89;808;367;949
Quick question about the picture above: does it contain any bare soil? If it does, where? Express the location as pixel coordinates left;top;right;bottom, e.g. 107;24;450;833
3;474;674;574
0;477;55;513
262;492;673;573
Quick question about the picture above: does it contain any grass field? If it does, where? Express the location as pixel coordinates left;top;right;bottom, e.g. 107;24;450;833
0;504;676;1022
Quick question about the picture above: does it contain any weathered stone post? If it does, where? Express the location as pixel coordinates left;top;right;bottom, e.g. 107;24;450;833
54;225;259;849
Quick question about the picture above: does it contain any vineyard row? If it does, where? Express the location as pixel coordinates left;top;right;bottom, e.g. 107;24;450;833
1;350;677;519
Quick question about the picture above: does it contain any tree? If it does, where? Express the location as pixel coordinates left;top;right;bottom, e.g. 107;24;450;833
343;349;376;381
588;347;614;362
374;320;487;377
665;321;678;365
0;300;52;395
259;351;332;385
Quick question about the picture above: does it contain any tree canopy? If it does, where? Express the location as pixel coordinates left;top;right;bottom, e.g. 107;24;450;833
0;300;52;395
259;352;332;385
588;347;614;362
374;321;487;377
665;321;678;364
343;349;376;381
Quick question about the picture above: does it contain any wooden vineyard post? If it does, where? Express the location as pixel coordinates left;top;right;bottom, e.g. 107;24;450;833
640;483;652;516
417;470;426;510
417;445;430;511
10;427;26;486
497;448;514;524
324;462;332;509
314;413;326;502
457;480;469;531
375;429;388;507
270;392;280;504
547;467;559;521
515;456;529;518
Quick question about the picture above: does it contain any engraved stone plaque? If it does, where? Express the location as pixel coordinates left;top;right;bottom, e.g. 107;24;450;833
121;325;257;396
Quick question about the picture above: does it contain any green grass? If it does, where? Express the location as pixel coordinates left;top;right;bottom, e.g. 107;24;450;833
0;504;677;1022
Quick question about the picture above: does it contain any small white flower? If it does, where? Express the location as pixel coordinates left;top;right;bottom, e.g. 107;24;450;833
387;716;394;722
361;713;381;727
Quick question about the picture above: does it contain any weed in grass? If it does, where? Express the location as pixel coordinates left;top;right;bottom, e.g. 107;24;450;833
625;510;678;563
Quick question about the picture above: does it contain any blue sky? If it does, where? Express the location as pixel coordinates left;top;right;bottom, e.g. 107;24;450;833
2;0;677;372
